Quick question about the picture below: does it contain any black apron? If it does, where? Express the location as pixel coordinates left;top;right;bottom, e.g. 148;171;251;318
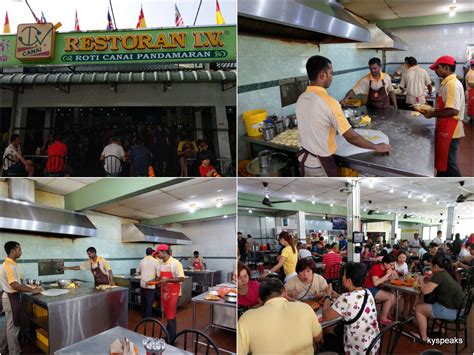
367;79;389;109
296;148;339;177
6;292;21;327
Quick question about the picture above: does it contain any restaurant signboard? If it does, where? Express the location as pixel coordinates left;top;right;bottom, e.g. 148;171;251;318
0;25;236;68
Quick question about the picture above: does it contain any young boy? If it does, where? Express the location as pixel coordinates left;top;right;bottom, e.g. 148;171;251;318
199;154;220;177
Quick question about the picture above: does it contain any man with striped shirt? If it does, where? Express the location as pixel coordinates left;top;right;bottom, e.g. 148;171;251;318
322;243;342;279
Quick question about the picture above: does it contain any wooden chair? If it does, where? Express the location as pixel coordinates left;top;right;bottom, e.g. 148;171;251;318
430;288;473;354
104;155;122;177
134;318;169;341
45;155;65;176
365;321;401;355
172;329;219;355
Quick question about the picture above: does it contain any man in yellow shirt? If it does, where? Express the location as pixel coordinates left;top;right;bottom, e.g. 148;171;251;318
238;279;322;355
296;55;391;176
342;57;397;109
400;57;433;106
424;56;465;176
0;241;43;355
465;59;474;126
63;247;115;286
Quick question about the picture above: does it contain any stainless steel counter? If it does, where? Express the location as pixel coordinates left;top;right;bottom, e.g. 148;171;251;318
242;107;435;177
184;270;221;290
54;326;191;355
22;284;128;354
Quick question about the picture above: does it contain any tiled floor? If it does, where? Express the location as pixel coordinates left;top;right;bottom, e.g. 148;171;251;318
459;123;473;177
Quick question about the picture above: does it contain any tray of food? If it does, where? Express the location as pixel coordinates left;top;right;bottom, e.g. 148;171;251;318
412;103;435;113
304;299;320;311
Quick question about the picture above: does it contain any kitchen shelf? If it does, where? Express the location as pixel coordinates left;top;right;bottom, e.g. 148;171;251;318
28;316;49;331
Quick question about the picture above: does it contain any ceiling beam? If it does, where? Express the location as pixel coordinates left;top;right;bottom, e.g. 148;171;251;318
373;11;474;29
65;178;187;211
142;203;236;225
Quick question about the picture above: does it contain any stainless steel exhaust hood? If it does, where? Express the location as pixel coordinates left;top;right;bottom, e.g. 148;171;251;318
238;0;370;43
0;198;97;238
357;24;407;51
122;223;192;245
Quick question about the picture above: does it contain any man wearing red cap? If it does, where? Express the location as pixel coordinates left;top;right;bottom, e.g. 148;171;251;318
424;56;465;176
148;244;184;341
465;60;474;126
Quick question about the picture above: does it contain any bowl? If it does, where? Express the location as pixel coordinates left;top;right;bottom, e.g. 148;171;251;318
57;279;72;289
225;294;237;303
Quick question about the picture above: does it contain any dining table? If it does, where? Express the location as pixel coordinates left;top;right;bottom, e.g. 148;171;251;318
54;326;191;354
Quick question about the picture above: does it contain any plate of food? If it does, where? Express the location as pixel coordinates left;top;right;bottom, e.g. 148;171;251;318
304;300;320;311
204;293;220;301
390;279;404;286
412;103;435;113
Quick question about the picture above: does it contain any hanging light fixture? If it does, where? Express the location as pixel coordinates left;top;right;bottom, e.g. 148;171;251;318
389;187;394;194
189;204;197;213
216;199;223;208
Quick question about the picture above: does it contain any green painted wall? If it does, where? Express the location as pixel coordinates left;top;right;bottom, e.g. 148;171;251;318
374;12;474;29
142;204;236;225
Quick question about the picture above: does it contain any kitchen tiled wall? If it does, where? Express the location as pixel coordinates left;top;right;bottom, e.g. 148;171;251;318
238;34;380;159
167;217;237;279
0;211;236;283
385;22;474;78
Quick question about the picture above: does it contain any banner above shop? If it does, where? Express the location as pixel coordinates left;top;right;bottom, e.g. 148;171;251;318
0;24;236;68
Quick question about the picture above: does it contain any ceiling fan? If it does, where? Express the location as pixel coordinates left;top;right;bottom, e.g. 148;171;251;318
403;206;414;219
456;181;474;203
261;182;292;207
365;200;384;215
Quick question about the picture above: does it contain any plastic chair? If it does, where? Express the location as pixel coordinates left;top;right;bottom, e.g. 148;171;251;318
103;155;122;176
2;154;25;177
134;318;169;341
45;155;65;176
430;288;473;354
172;329;219;355
365;321;401;355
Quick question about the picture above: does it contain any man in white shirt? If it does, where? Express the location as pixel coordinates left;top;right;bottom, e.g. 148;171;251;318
410;233;421;248
100;137;125;174
432;231;443;246
400;57;432;106
2;134;34;176
137;247;161;318
297;242;312;259
393;57;410;79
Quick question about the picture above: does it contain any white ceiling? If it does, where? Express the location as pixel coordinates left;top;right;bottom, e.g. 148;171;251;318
29;178;103;195
27;178;236;220
238;177;474;220
92;178;236;220
341;0;474;20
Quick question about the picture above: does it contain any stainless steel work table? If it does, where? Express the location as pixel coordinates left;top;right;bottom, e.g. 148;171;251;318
184;270;221;290
22;284;128;354
242;107;435;177
54;326;191;355
191;289;236;354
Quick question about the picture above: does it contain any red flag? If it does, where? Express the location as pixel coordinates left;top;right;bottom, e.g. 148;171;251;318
74;10;80;31
136;5;147;29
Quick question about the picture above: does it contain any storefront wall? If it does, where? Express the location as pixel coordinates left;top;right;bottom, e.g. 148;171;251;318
6;82;235;160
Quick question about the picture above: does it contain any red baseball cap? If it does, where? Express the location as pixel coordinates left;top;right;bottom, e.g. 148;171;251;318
152;244;169;255
429;55;456;70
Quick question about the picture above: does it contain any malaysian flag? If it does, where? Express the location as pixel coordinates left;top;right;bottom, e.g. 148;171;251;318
136;5;147;29
3;11;10;34
106;9;114;30
74;10;80;31
175;4;184;27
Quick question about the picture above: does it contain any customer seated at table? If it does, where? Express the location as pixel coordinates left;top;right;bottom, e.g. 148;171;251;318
46;133;68;172
383;243;392;254
322;243;343;279
264;231;298;282
411;253;465;343
418;241;428;258
322;262;380;354
390;244;400;258
237;262;261;308
238;278;322;355
361;244;375;259
399;239;409;254
2;134;34;177
363;254;397;325
422;242;439;266
457;242;473;262
297;242;312;259
394;252;417;319
285;258;328;301
395;251;409;276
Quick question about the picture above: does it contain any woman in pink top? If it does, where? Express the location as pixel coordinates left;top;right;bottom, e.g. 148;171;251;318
237;262;261;308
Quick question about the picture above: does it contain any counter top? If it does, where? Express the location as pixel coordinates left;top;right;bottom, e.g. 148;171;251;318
23;283;128;307
184;269;219;274
242;107;434;177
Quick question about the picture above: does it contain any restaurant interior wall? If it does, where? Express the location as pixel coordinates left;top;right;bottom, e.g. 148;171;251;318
238;35;380;159
164;217;236;277
385;22;474;80
238;215;276;245
365;221;392;238
0;209;151;283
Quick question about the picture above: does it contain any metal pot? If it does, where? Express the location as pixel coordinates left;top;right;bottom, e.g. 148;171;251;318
262;125;274;141
288;114;298;128
225;293;237;303
258;150;273;168
57;279;72;289
274;118;284;135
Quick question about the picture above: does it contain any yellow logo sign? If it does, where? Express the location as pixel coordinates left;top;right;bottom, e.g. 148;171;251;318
16;23;55;60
